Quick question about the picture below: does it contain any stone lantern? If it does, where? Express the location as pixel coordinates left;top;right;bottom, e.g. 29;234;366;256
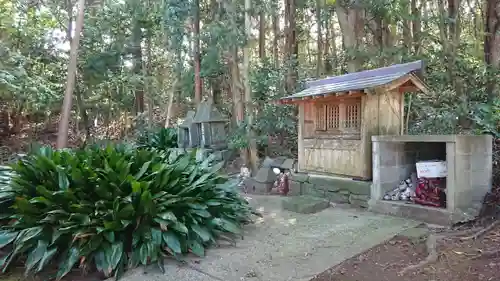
177;111;198;148
192;101;228;150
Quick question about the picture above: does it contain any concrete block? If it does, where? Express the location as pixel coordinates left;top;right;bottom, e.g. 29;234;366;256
300;182;315;195
349;199;369;208
308;176;371;195
309;176;336;187
291;172;309;183
380;149;399;167
281;196;329;214
470;170;493;187
343;181;371;195
326;191;349;203
470;155;491;172
349;194;370;208
289;180;301;196
349;194;370;201
320;185;341;192
247;181;273;194
306;185;327;198
338;189;351;195
369;200;452;226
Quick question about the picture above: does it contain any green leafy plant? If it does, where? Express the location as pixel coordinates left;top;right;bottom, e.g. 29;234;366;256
0;144;256;280
137;127;179;151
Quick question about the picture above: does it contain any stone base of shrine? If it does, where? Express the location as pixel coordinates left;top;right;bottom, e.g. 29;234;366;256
369;199;454;226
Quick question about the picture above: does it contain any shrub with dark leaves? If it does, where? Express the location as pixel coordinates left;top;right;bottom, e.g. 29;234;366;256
137;127;178;150
0;144;256;280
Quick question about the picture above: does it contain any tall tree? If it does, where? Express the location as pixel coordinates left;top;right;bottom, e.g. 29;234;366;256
336;0;364;72
272;2;280;66
285;0;298;92
259;8;266;59
316;0;322;77
56;0;86;148
484;0;500;101
132;6;144;114
193;0;202;105
244;0;258;172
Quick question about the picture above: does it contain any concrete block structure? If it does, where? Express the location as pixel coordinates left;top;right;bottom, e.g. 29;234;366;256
370;134;493;225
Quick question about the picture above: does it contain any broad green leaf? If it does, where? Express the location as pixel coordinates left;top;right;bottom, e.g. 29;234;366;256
163;231;181;254
206;200;222;206
217;218;241;234
35;246;56;273
117;204;134;219
191;208;211;218
157;211;177;222
94;250;111;276
57;168;69;190
191;225;212;242
134;161;151;179
103;232;115;243
189;240;205;257
139;243;148;265
25;240;48;275
131;181;141;193
0;231;18;248
149;227;161;244
56;247;80;280
19;227;44;243
172;222;188;234
109;242;123;270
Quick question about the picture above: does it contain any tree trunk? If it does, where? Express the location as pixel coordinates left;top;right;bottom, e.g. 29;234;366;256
316;0;322;77
336;3;364;72
194;0;202;105
132;18;144;114
402;0;411;55
285;0;298;92
484;0;500;101
411;0;421;54
164;79;177;128
145;33;154;129
244;0;258;173
272;11;279;66
259;11;266;59
56;0;86;148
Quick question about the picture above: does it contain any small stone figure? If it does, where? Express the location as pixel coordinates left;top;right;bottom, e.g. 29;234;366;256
239;165;251;193
273;168;290;196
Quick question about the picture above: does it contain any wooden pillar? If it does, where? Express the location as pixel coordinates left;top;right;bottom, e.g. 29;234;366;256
298;103;305;172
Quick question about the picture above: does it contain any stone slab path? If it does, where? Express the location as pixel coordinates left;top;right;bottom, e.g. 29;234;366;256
118;195;419;281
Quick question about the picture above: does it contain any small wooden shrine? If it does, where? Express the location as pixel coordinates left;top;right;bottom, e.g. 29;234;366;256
279;60;430;180
178;111;197;148
178;101;228;150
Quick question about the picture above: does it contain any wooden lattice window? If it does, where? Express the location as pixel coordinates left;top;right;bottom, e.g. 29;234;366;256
315;104;326;130
345;103;361;129
314;98;362;137
327;104;340;129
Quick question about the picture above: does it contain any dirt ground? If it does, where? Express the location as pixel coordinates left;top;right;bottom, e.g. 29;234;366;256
310;222;500;281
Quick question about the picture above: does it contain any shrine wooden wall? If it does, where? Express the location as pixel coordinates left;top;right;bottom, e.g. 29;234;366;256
297;88;404;180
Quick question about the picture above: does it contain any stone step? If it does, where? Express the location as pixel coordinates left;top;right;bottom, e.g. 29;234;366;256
289;173;372;208
281;195;330;214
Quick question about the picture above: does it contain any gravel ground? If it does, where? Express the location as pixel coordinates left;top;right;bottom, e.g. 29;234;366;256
117;194;419;281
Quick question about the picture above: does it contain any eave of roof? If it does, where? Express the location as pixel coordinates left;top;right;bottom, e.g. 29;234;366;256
280;60;424;103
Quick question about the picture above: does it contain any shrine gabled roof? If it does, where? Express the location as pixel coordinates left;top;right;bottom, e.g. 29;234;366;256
179;111;195;128
280;60;424;103
192;101;228;123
